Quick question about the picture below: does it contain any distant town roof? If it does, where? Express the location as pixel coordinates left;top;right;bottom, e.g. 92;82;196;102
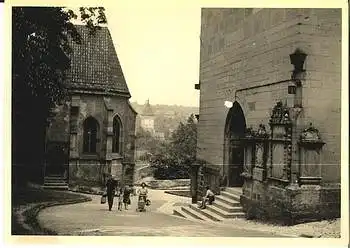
142;99;154;116
66;25;131;97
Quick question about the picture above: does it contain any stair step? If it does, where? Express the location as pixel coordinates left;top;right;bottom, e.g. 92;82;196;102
189;204;222;222
42;185;69;190
44;178;67;181
220;191;240;202
215;195;241;207
173;207;203;221
45;176;66;179
44;183;68;186
212;201;243;213
43;184;68;187
181;206;205;220
44;181;67;184
44;182;68;185
206;204;245;218
44;177;67;180
173;208;187;218
44;179;67;183
224;187;242;196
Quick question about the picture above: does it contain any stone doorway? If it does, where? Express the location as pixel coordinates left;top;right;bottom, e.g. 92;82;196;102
224;101;246;187
45;141;68;177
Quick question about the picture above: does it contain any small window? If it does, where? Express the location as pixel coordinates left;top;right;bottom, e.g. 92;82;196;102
288;85;296;94
248;102;256;111
83;117;99;153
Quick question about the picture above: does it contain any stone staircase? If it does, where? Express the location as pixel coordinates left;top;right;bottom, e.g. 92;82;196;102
173;187;246;222
42;175;69;190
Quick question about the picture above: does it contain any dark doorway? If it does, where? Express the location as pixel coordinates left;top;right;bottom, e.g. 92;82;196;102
224;101;246;187
228;146;244;187
46;142;68;176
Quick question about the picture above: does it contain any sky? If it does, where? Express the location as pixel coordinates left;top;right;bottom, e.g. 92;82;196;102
103;3;202;107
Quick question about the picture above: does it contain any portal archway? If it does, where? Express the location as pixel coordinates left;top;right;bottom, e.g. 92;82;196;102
223;101;246;187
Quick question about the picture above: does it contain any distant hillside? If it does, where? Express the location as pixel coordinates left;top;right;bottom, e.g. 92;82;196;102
131;102;198;117
131;102;199;136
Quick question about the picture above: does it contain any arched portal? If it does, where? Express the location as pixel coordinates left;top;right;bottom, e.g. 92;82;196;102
223;101;246;187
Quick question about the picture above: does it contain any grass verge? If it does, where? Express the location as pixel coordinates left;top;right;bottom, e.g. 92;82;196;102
12;186;91;235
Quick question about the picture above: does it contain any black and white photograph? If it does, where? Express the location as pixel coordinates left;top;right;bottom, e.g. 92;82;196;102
5;1;348;245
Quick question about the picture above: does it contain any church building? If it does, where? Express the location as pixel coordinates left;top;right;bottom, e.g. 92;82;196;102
44;25;137;188
193;8;341;223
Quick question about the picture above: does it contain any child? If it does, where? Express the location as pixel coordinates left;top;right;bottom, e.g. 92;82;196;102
116;186;123;211
123;185;131;210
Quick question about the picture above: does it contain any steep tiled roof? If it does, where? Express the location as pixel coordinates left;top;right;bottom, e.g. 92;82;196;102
66;25;130;97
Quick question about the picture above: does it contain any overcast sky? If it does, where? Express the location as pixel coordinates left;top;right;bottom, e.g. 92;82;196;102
104;2;201;107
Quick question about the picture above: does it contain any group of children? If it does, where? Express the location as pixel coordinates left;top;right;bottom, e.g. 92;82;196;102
104;175;134;211
104;175;149;211
115;185;133;211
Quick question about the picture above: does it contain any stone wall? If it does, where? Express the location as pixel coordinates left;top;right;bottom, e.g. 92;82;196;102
297;9;341;183
133;162;154;183
141;179;190;190
47;102;70;142
196;8;341;222
197;8;341;184
68;159;105;186
47;93;137;187
198;8;303;166
241;183;340;224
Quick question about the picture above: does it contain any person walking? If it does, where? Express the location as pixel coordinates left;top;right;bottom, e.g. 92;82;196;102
136;182;149;212
137;182;148;202
105;175;117;211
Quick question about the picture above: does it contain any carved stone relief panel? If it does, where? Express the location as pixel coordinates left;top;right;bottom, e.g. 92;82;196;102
271;143;285;179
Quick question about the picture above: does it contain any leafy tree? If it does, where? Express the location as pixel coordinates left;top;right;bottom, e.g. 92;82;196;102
150;114;198;179
12;7;106;187
135;127;163;160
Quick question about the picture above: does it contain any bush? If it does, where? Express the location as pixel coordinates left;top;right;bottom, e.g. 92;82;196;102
153;165;189;180
149;114;197;180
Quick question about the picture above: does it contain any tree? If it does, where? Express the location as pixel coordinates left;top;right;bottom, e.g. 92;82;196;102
12;7;106;187
150;114;198;179
135;127;163;160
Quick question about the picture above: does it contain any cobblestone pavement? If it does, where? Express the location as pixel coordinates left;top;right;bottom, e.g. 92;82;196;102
37;189;285;237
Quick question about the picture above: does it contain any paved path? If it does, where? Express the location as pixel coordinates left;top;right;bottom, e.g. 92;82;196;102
38;189;285;237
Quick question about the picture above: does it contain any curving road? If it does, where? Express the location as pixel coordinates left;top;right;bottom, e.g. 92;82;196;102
38;189;285;237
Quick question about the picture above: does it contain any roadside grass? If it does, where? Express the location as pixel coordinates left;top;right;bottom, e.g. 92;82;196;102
12;185;91;235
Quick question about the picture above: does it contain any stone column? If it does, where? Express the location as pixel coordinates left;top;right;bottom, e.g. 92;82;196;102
197;165;204;198
106;110;113;157
68;96;80;185
190;164;199;203
290;107;302;185
105;107;115;180
289;49;307;185
103;97;116;181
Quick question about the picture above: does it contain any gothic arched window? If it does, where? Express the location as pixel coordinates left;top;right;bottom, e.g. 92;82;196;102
112;115;122;153
83;117;99;153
